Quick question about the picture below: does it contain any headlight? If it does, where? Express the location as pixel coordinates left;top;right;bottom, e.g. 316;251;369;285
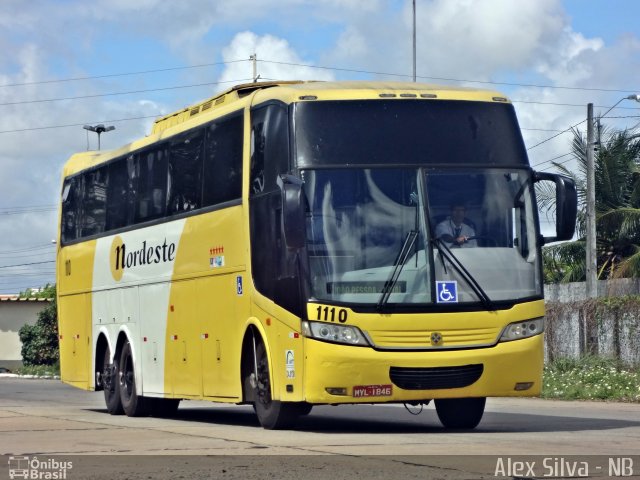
302;321;369;346
499;317;544;342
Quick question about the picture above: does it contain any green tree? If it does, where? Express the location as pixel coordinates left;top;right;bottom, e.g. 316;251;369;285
19;283;56;299
18;285;59;366
540;124;640;282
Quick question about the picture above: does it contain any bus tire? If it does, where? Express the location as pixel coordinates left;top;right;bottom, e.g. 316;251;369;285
435;397;486;429
253;341;300;429
103;346;123;415
119;341;148;417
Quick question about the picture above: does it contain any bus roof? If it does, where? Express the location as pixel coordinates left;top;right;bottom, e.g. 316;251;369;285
62;80;511;177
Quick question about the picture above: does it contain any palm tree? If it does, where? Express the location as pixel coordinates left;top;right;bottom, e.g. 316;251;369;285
539;123;640;282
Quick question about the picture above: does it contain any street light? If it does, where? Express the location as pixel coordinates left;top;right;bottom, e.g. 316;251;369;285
585;94;640;292
83;124;115;150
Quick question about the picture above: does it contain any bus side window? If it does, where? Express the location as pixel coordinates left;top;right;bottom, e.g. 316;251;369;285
250;104;289;197
106;156;134;231
135;148;168;222
168;129;204;214
203;113;243;206
81;167;108;237
61;176;80;243
250;103;297;311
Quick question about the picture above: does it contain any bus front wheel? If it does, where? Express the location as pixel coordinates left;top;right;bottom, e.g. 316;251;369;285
435;397;486;429
253;341;301;429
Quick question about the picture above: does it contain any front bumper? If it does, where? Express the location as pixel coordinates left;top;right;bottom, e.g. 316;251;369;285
303;334;543;404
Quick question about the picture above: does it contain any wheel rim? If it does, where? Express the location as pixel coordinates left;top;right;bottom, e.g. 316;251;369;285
103;349;114;392
256;346;271;407
121;349;134;399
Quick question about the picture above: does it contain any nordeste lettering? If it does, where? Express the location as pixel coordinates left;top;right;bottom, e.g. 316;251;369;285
114;239;176;271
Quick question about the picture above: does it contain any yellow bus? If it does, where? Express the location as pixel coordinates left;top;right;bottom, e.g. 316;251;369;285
57;81;577;429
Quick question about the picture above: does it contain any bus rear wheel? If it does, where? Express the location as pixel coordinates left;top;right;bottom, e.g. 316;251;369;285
119;341;148;417
103;346;123;415
435;397;486;429
253;341;301;429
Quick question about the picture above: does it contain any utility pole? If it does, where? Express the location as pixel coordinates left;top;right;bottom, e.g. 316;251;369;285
412;0;416;82
250;54;259;83
584;94;640;354
586;103;596;300
585;94;640;301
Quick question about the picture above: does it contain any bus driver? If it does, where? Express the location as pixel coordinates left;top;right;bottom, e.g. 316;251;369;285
435;203;477;247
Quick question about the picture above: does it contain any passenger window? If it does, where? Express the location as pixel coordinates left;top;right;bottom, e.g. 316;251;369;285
250;104;289;196
81;168;108;237
106;155;135;230
167;130;204;214
61;176;81;243
203;114;243;206
135;148;168;222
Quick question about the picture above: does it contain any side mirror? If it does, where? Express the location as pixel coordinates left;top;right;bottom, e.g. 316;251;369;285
534;171;578;244
277;174;306;250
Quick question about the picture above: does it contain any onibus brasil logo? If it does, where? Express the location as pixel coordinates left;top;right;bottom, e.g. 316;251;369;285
8;456;72;479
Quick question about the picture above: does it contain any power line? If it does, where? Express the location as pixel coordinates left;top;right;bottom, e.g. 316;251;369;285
522;127;565;133
4;82;639;110
0;60;247;88
531;151;574;170
526;119;587;151
514;99;640;111
3;56;637;96
0;116;157;134
0;251;52;258
0;78;251;107
0;206;57;215
0;273;56;279
258;59;640;95
0;260;55;269
0;243;55;254
0;251;55;260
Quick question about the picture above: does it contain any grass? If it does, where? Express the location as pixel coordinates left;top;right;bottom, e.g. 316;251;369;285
14;363;60;378
542;356;640;402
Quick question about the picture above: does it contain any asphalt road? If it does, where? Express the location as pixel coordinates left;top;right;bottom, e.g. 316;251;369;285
1;377;639;479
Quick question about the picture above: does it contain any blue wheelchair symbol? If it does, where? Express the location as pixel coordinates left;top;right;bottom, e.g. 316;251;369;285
236;276;243;296
436;281;458;303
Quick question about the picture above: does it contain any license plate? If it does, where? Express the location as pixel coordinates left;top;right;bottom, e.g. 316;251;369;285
352;384;393;398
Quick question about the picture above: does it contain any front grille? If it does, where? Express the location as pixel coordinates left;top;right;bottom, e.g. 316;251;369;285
389;364;483;390
367;327;500;349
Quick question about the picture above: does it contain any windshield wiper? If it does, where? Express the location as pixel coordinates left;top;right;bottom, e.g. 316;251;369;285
377;230;418;310
432;237;496;311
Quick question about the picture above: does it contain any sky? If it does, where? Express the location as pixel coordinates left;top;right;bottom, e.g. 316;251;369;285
0;0;639;294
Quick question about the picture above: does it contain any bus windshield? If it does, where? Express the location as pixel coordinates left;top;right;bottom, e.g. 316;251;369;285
301;167;541;307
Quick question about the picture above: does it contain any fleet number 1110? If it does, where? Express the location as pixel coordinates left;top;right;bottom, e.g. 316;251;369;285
316;306;348;323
